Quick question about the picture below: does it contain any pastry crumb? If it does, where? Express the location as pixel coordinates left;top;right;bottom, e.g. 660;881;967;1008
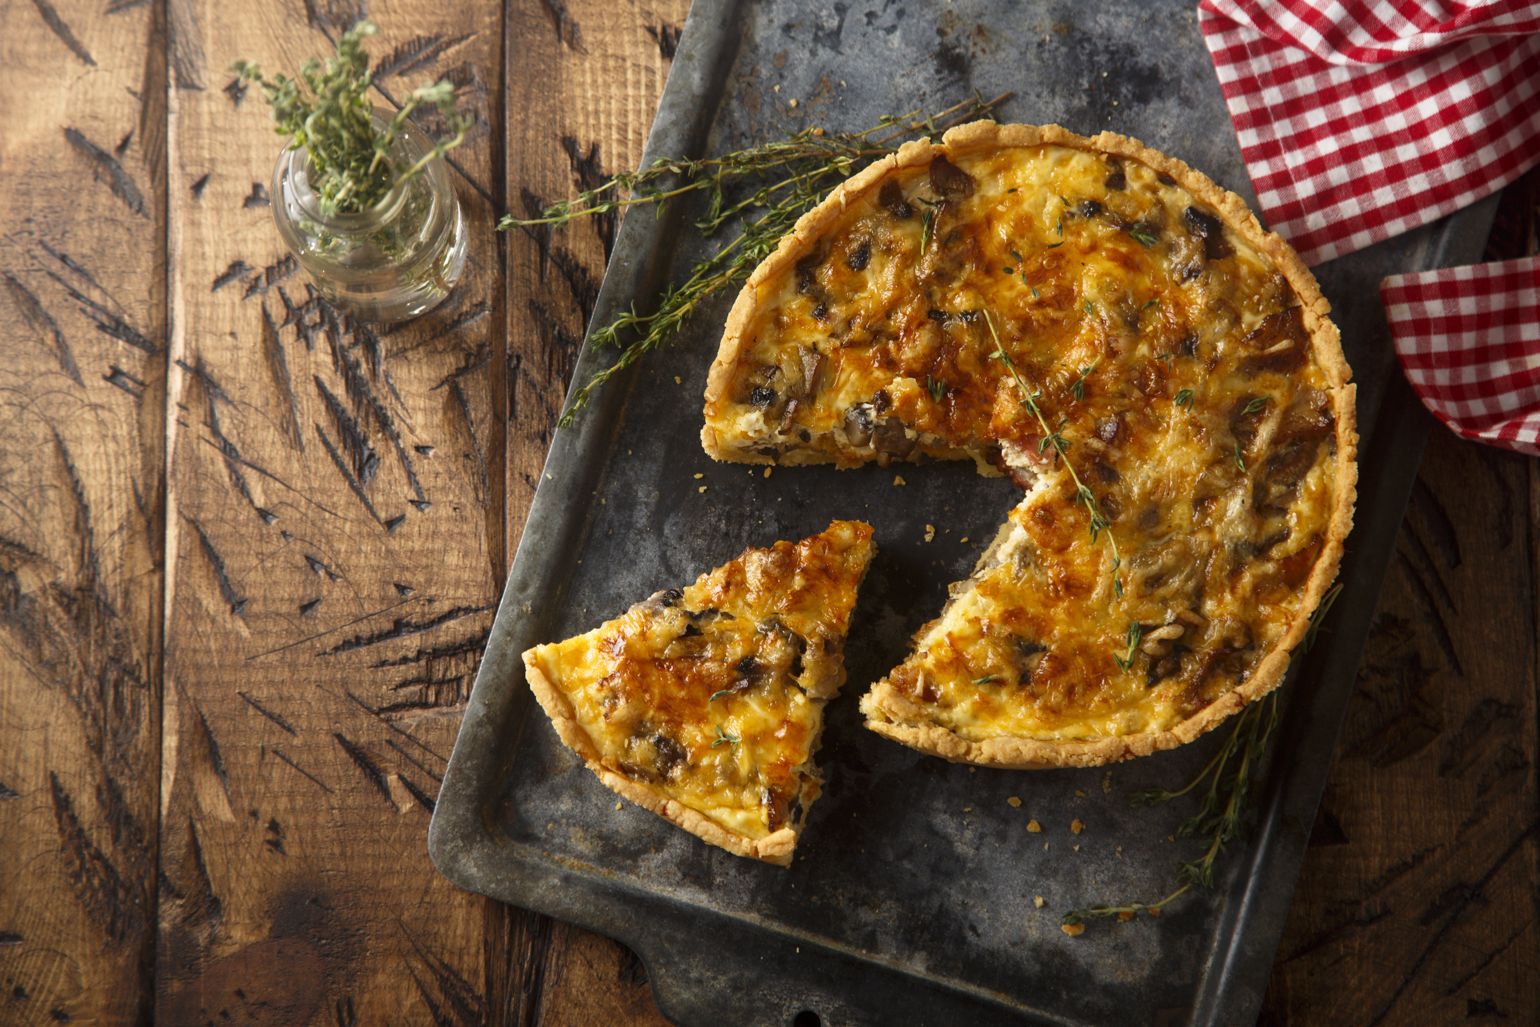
1102;771;1113;794
1007;795;1022;808
693;472;704;479
1033;895;1045;909
924;523;935;542
674;375;682;385
1074;789;1086;797
893;474;906;485
788;97;799;109
614;802;622;811
1061;923;1085;937
698;485;708;493
763;467;773;477
1026;819;1042;833
960;536;970;543
1072;844;1080;852
962;806;973;813
1070;818;1084;835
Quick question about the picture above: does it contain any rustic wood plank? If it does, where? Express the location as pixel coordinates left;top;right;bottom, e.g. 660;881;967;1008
0;2;167;1023
157;2;504;1022
1263;429;1540;1024
493;0;685;1023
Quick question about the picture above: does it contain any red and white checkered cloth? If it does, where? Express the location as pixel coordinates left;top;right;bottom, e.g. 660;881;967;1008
1384;256;1540;454
1197;0;1540;456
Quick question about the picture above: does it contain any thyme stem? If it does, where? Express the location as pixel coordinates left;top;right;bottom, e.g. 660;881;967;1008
982;310;1124;599
500;93;1010;424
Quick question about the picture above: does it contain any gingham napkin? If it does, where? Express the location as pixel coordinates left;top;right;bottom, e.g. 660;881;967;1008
1197;0;1540;455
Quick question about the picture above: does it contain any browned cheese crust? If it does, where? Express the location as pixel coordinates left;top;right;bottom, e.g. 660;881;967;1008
701;122;1357;768
522;520;875;862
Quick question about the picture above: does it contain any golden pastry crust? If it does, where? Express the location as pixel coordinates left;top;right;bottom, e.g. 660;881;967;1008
522;520;874;862
702;122;1357;767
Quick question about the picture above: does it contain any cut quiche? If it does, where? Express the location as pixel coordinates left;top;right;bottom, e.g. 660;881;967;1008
522;520;874;864
701;122;1356;768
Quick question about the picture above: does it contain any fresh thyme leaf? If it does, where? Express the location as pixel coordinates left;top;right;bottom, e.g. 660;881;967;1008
708;689;736;703
1113;621;1142;671
919;201;938;254
510;92;1008;424
1083;300;1095;315
927;375;947;403
712;725;741;752
1031;286;1041;299
1070;358;1099;402
1303;582;1343;651
1233;441;1246;471
1009;247;1024;262
234;21;470;217
1046;215;1065;248
972;674;1000;685
1174;388;1194;408
1127;225;1159;247
1243;396;1268;415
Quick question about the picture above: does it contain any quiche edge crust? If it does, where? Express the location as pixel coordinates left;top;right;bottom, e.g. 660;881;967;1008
700;120;1359;768
523;655;800;864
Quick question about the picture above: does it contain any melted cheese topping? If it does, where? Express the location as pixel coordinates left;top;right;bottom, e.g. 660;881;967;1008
525;521;873;839
703;141;1347;742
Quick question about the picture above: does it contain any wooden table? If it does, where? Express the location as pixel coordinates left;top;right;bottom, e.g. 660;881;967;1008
0;3;1534;1024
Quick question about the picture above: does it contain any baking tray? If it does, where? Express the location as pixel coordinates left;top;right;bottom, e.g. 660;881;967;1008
429;1;1498;1023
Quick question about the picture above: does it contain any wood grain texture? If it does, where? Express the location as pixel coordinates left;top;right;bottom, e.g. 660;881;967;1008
157;2;502;1023
1263;433;1539;1024
492;0;684;1022
0;2;166;1023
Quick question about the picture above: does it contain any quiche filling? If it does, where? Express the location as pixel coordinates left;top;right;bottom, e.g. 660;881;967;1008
523;520;874;862
702;124;1354;760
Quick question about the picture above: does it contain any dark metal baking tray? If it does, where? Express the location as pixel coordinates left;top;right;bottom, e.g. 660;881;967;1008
430;2;1497;1023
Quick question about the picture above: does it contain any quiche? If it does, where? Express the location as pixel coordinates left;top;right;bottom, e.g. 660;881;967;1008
701;122;1356;768
522;520;874;863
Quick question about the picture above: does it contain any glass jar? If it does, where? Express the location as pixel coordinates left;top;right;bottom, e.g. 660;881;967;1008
271;112;466;322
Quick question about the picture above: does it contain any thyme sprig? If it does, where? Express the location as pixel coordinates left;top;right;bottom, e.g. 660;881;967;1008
501;93;1008;424
1062;577;1346;929
983;310;1125;600
234;21;470;217
712;725;741;753
1063;693;1279;926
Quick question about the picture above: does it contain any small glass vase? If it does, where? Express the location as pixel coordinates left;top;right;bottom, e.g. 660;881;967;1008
271;112;466;323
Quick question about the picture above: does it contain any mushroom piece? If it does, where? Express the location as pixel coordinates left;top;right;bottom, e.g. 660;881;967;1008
878;179;913;219
1238;306;1308;376
928;155;976;198
843;403;876;447
1139;622;1186;657
871;417;916;463
1183;205;1234;260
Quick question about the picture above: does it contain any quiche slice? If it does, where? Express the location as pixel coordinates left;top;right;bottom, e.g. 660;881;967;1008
522;520;874;863
701;122;1356;767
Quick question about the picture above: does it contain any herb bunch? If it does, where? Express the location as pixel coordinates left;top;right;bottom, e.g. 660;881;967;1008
234;21;470;217
501;93;1007;424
